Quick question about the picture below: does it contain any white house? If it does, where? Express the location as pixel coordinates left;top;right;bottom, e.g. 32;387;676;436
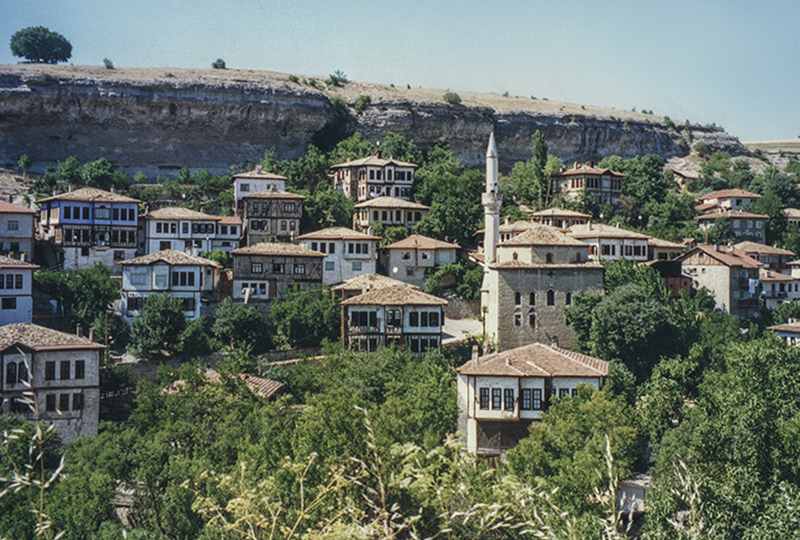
232;167;287;216
456;343;608;455
0;323;104;443
0;255;39;325
119;249;222;322
568;222;650;262
768;320;800;346
760;269;800;310
697;188;761;212
141;207;221;256
380;234;460;288
296;227;380;285
331;151;418;202
212;215;242;254
0;200;36;259
353;197;430;234
340;284;447;354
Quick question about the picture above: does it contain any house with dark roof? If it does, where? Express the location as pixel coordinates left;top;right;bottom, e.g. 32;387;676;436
340;284;447;354
242;186;305;244
0;255;39;325
456;343;609;455
551;162;626;207
380;234;460;288
0;200;36;260
141;206;221;256
37;187;141;273
0;323;104;443
231;243;324;305
676;244;762;319
120;249;222;322
297;227;380;285
331;151;418;202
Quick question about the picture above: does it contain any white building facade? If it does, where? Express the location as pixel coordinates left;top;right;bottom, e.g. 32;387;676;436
380;234;460;288
0;255;38;325
297;227;379;285
0;200;36;259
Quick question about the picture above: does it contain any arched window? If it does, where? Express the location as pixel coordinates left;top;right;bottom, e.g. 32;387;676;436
529;292;535;306
514;292;521;306
547;289;555;306
546;252;553;263
528;310;536;327
514;312;522;326
6;362;16;385
566;292;572;306
512;252;519;261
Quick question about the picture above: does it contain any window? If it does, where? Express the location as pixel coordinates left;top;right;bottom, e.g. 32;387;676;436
521;389;532;410
559;388;570;399
325;261;335;271
273;263;285;274
181;298;196;311
479;388;490;409
532;389;542;410
95;207;111;220
284;203;295;212
756;221;763;228
59;394;70;411
546;252;553;263
565;292;572;306
7;221;18;231
2;297;16;310
131;273;147;285
155;274;168;287
733;220;740;228
387;309;402;327
182;223;189;234
46;394;56;412
251;263;263;273
515;292;521;305
82;246;91;257
281;221;287;231
73;393;83;410
547;289;555;306
60;361;70;380
410;312;419;327
63;206;71;219
240;183;250;192
6;362;16;384
82;207;90;220
528;310;536;327
504;389;515;410
172;271;196;287
45;361;55;380
514;313;522;326
75;360;85;379
491;388;502;410
352;261;362;272
160;241;171;251
571;388;579;397
350;310;378;328
114;250;125;261
406;267;414;276
401;251;411;260
429;311;440;327
290;221;296;231
128;296;144;312
294;264;305;274
113;208;119;220
328;242;335;254
529;292;535;306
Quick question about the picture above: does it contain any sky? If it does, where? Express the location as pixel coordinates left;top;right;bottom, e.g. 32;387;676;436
1;0;798;142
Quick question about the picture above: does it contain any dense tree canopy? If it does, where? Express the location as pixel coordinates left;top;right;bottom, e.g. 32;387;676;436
10;26;72;63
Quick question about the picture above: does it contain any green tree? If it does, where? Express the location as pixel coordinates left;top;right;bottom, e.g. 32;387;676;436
10;26;72;64
128;293;187;358
211;297;271;352
17;154;31;178
270;285;340;349
212;58;226;69
200;249;229;267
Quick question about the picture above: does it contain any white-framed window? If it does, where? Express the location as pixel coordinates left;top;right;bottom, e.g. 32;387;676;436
240;183;250;192
352;261;362;272
131;273;147;285
155;274;168;287
7;221;19;231
325;261;335;271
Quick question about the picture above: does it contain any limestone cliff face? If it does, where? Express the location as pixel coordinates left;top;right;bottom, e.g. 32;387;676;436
0;66;747;176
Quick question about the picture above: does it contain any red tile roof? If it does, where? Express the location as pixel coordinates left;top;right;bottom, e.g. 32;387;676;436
0;255;38;269
457;343;608;378
297;227;380;241
383;234;459;250
37;187;140;204
0;200;35;214
330;151;418;170
0;323;105;351
699;189;761;201
676;244;762;269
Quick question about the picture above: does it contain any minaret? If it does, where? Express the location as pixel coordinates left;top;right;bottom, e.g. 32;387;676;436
482;132;502;264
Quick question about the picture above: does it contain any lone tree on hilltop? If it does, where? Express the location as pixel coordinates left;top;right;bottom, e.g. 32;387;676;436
10;26;72;64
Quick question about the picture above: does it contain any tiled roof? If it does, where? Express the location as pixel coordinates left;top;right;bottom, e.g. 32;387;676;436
341;284;447;306
699;189;761;201
647;237;685;249
529;207;591;219
695;210;767;220
475;221;537;236
501;223;588;247
734;241;795;257
233;168;287;181
334;273;419;292
232;242;326;257
676;244;762;269
568;222;650;240
784;208;800;219
768;322;800;334
457;343;608;378
297;227;380;241
0;323;105;351
37;187;140;204
0;255;38;269
694;202;718;213
760;269;795;282
242;185;305;200
330;151;418;169
0;200;35;214
219;215;242;225
384;234;459;250
354;197;430;210
553;165;626;178
119;249;222;268
146;207;221;221
205;370;284;398
490;261;604;270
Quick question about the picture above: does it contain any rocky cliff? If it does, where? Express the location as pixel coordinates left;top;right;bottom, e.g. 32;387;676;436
0;65;747;177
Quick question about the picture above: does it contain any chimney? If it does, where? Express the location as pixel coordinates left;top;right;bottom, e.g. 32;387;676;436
7;195;12;204
89;328;96;342
68;184;73;192
550;336;559;348
255;165;262;174
616;222;620;228
471;345;479;366
589;160;594;168
574;161;579;170
505;216;510;225
76;325;83;338
20;252;27;262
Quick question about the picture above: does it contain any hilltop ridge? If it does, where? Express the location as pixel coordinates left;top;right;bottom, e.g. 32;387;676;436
0;64;747;176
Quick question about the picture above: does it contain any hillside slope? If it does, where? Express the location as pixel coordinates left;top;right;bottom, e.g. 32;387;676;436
0;64;747;176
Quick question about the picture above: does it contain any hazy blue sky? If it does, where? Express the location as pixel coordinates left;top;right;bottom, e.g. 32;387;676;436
2;0;798;142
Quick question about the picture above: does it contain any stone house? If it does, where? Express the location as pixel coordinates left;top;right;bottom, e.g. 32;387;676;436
119;249;222;322
0;323;104;443
0;200;36;260
231;243;324;305
456;343;608;455
551;162;625;207
340;284;447;354
380;234;460;288
353;197;430;234
676;244;761;319
37;187;140;273
482;224;604;352
568;222;650;263
141;207;221;256
232;167;287;216
242;186;304;244
0;255;39;325
695;210;767;243
331;151;418;202
296;227;380;285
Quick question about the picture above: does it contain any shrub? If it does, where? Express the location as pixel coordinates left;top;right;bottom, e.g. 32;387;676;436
102;58;114;69
212;58;226;69
443;91;461;105
694;140;710;157
288;74;299;83
327;70;347;86
354;94;371;113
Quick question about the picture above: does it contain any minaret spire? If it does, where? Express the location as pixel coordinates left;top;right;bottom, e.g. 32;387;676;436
482;132;502;265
